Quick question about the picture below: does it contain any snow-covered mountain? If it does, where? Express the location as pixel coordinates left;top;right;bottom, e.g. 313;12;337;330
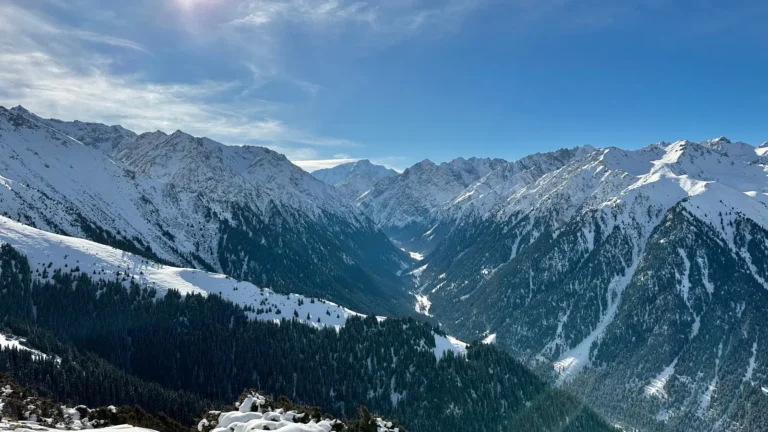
354;157;506;248
0;106;411;315
312;159;398;201
405;138;768;430
354;148;593;253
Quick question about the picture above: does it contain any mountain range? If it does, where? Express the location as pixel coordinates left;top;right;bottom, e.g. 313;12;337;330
0;106;411;316
315;136;768;431
2;105;768;431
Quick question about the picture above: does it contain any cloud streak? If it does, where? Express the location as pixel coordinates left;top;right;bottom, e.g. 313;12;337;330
0;2;357;152
292;158;359;172
226;0;486;41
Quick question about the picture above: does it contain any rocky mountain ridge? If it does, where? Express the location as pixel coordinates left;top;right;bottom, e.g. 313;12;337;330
0;106;412;316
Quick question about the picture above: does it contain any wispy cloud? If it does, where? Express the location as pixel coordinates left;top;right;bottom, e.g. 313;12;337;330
292;157;359;172
0;2;356;150
291;155;411;172
70;30;150;53
226;0;486;40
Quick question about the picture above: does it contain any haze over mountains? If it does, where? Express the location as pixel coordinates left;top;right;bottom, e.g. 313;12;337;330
1;105;768;431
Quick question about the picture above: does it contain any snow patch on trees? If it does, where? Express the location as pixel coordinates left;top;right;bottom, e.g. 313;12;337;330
645;358;678;399
433;335;468;361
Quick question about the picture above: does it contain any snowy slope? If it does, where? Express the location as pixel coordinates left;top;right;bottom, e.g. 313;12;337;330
0;333;49;360
413;137;768;430
0;215;359;330
0;215;467;362
355;149;594;252
0;105;410;315
355;157;507;245
444;146;596;221
313;160;397;201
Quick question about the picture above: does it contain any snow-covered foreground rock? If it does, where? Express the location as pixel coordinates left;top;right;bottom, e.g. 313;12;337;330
201;394;400;432
0;419;156;432
0;376;399;432
0;379;152;432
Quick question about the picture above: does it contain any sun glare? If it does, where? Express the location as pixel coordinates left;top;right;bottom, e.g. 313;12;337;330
173;0;212;11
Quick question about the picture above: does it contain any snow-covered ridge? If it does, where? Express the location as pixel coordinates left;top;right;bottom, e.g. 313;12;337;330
4;105;363;225
0;215;359;330
0;105;409;315
356;156;510;233
0;333;49;360
0;215;468;360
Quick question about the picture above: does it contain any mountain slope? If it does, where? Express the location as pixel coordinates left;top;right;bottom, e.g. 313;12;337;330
0;241;617;432
0;215;362;329
0;106;411;315
412;139;768;430
355;148;593;253
313;159;398;201
355;157;507;249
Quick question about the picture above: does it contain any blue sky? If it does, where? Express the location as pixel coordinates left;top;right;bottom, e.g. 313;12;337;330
1;0;767;171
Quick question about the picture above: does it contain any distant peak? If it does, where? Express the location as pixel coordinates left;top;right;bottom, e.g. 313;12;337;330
700;136;732;147
170;129;191;138
10;105;32;115
670;139;695;147
137;130;168;141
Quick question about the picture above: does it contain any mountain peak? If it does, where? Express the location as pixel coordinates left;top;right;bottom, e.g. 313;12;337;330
137;130;168;141
10;105;32;116
413;159;436;169
169;129;195;140
312;159;397;200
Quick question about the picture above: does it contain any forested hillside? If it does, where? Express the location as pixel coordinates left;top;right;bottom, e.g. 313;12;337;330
0;244;615;432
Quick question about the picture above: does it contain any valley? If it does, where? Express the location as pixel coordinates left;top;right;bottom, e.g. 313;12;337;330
2;105;768;431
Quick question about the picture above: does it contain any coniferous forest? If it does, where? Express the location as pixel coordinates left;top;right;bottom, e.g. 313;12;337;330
0;244;615;432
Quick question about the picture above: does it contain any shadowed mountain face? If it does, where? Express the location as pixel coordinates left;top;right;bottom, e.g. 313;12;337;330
0;106;413;316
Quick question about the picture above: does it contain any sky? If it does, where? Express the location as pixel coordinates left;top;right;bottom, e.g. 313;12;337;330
1;0;768;171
